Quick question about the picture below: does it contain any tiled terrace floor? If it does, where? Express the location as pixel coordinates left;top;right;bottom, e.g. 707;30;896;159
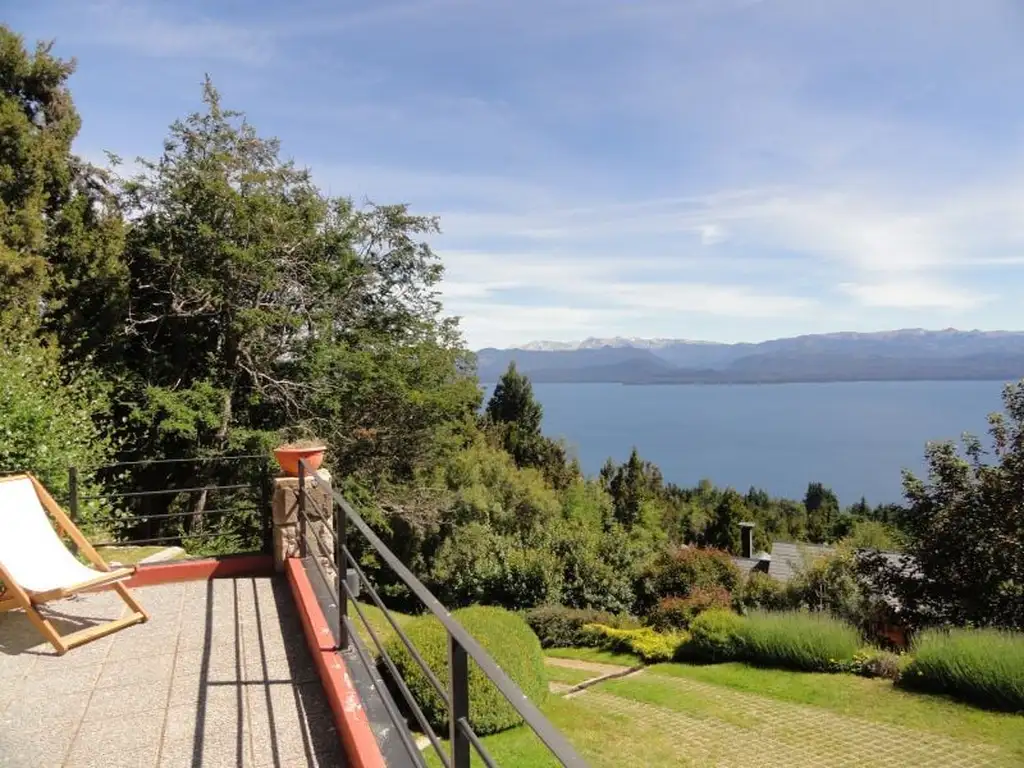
0;578;344;767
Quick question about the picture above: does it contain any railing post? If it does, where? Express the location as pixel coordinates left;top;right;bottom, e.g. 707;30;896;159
260;459;272;555
297;461;307;558
334;496;348;650
449;635;471;768
68;466;79;523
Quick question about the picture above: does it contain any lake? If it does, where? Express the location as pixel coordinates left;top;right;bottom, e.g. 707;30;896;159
508;381;1007;506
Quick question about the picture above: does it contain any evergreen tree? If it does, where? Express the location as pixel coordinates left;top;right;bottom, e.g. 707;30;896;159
804;481;840;542
486;362;542;434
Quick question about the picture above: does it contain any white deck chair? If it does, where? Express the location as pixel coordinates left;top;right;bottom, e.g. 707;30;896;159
0;474;148;654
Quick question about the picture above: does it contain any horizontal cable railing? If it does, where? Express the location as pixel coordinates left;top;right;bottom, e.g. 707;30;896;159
69;455;272;555
296;459;587;768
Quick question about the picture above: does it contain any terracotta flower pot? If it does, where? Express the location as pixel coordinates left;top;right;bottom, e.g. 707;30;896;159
273;444;326;477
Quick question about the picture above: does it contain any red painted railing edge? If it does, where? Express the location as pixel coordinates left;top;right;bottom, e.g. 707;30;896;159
285;557;386;768
122;554;275;588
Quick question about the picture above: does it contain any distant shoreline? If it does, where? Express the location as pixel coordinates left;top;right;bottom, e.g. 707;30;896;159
480;376;1018;387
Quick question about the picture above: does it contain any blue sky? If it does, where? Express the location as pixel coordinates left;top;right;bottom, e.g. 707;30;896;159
10;1;1024;349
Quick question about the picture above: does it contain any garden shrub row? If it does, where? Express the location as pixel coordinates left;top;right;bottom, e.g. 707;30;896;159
901;628;1024;711
582;624;686;663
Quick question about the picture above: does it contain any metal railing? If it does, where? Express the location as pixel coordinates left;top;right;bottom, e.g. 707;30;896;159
69;455;273;555
296;459;587;768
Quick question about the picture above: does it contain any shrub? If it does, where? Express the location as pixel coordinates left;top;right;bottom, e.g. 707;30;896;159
0;339;116;525
637;546;742;614
686;608;746;662
785;549;864;627
738;610;862;672
385;606;547;735
525;605;640;648
847;647;903;680
583;624;686;663
901;628;1024;711
736;572;787;613
648;586;732;631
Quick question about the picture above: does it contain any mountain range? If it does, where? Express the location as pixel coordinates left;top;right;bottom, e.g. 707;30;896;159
475;329;1024;384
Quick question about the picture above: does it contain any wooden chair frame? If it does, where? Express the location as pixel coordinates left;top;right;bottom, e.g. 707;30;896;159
0;474;148;655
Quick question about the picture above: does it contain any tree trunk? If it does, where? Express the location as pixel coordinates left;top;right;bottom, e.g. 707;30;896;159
190;389;233;531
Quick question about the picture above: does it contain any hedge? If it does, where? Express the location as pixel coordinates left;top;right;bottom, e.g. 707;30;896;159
738;610;862;672
685;608;746;662
385;605;547;735
901;628;1024;711
525;604;640;648
583;624;686;663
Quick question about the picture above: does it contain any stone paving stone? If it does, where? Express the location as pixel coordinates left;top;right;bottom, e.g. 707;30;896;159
243;650;317;684
96;650;175;690
0;724;76;768
64;709;165;767
160;699;253;768
247;682;339;767
83;677;171;722
0;691;91;733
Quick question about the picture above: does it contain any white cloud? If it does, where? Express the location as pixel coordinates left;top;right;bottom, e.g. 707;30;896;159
838;281;989;311
76;2;276;63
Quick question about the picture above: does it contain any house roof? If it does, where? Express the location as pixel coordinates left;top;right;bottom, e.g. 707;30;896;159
768;541;835;582
729;556;770;574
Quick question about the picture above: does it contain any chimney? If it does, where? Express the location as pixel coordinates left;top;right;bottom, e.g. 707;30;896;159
739;522;755;559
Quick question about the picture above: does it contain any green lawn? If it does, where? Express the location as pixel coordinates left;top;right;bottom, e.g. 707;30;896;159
418;657;1024;767
544;647;642;667
422;693;690;768
95;545;182;565
545;664;594;686
645;661;1024;759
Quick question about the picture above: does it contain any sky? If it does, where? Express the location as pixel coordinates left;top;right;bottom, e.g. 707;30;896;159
10;1;1024;349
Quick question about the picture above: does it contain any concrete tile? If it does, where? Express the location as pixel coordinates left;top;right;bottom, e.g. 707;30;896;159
66;744;159;768
32;633;115;667
64;709;164;767
162;689;248;745
16;662;103;697
83;676;170;721
158;736;253;768
0;651;37;680
247;682;337;766
160;695;252;768
0;691;90;733
243;652;316;685
0;725;75;767
171;643;244;682
96;652;175;690
106;628;180;662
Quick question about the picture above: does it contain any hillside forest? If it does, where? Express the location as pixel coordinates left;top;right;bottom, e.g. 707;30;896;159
3;27;1023;635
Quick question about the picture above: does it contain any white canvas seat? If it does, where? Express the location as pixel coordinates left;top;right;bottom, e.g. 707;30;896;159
0;474;148;654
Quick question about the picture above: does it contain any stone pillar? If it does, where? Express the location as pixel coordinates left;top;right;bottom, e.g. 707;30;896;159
271;469;333;572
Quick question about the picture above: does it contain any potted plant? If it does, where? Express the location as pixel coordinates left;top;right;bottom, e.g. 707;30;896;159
273;438;327;477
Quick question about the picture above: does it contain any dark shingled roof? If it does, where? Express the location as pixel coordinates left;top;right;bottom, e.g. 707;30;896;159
730;556;770;575
768;541;835;582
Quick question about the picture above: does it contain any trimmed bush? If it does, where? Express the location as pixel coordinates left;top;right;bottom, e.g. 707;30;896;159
686;608;746;662
902;628;1024;711
648;586;732;631
583;624;687;663
525;605;640;648
738;610;861;672
385;606;547;735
